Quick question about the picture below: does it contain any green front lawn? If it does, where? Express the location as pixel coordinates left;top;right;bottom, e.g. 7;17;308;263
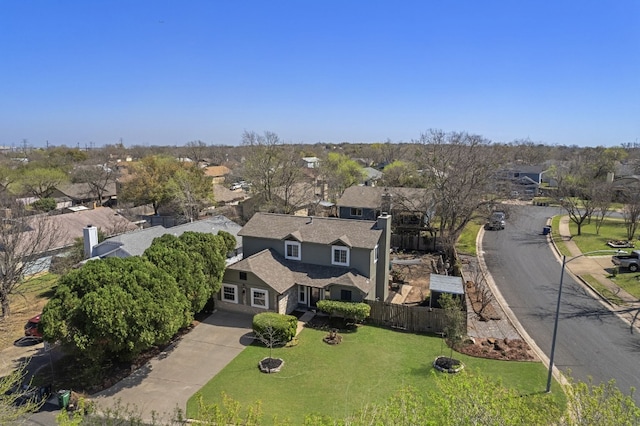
567;217;629;254
187;325;563;424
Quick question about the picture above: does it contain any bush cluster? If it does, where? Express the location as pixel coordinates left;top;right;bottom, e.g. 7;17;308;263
252;312;297;344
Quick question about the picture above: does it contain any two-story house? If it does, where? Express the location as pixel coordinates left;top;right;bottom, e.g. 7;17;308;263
219;212;391;314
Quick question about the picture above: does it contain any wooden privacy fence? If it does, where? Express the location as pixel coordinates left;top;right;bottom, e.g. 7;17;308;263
366;300;466;333
390;234;436;252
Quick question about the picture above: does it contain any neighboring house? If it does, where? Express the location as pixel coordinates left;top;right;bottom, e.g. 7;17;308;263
239;182;319;221
301;157;320;169
50;182;117;209
336;186;435;233
218;212;392;315
494;165;549;197
85;215;242;260
611;175;640;199
213;184;248;206
24;207;139;274
46;207;139;252
362;167;383;187
204;165;231;184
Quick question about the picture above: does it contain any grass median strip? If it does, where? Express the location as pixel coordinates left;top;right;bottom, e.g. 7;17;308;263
581;274;625;306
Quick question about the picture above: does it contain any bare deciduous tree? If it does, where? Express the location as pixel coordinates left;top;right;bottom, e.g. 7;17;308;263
592;182;614;235
73;163;117;206
416;130;504;251
552;165;601;236
622;190;640;240
0;202;60;318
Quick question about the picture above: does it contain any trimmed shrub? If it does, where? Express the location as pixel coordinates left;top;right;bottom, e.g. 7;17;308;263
252;312;297;344
316;300;371;322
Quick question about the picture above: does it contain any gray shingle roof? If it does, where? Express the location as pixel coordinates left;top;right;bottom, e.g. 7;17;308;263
43;207;138;250
228;249;372;294
337;186;434;211
96;215;242;257
238;212;382;249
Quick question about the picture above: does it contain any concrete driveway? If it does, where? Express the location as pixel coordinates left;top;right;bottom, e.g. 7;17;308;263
90;309;253;422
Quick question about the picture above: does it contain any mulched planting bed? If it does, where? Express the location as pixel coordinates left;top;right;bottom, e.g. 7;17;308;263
456;337;536;361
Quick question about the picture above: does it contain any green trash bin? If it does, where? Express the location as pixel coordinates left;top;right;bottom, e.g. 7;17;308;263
57;389;71;409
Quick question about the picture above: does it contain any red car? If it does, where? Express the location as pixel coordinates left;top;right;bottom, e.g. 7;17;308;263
24;314;43;339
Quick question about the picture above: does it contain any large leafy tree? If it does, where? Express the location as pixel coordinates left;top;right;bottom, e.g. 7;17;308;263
41;257;191;362
380;160;423;187
17;166;68;199
119;155;181;215
177;231;228;294
121;155;211;217
319;152;364;201
144;234;210;313
166;165;213;222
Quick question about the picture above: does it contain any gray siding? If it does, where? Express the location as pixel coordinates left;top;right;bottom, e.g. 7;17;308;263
221;270;276;312
326;285;364;302
338;206;378;221
243;236;376;279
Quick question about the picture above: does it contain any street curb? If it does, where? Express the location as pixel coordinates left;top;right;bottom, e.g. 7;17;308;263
475;226;569;388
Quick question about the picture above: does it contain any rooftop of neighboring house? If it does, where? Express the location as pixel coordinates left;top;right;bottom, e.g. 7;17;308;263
204;165;231;177
238;212;383;249
362;167;383;181
213;184;248;204
44;207;139;250
94;215;242;258
54;182;117;200
337;186;433;211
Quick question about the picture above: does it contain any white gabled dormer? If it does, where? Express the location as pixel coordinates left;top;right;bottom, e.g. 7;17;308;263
284;231;303;260
330;235;352;267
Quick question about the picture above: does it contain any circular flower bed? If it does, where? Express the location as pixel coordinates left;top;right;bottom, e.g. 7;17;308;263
258;357;284;373
433;356;464;373
323;329;343;345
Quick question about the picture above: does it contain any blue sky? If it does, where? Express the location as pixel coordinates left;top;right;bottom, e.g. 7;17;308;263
1;1;639;148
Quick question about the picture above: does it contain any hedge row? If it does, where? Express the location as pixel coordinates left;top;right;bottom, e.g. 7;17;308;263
316;300;371;322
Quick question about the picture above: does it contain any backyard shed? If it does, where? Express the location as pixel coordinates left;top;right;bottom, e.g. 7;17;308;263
429;273;465;309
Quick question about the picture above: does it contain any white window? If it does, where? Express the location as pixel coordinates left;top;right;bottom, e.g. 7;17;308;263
332;245;350;266
222;284;238;303
374;244;379;263
285;241;301;260
350;208;362;216
298;286;306;304
251;288;269;309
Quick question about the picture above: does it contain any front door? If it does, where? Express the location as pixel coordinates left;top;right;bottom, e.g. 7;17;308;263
310;287;321;308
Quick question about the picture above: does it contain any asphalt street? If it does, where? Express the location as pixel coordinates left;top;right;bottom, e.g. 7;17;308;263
481;204;640;403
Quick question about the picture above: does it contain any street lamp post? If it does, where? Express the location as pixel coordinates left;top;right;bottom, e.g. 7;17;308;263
545;249;621;393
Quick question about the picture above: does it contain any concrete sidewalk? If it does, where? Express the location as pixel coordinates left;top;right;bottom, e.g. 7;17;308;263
555;216;640;324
